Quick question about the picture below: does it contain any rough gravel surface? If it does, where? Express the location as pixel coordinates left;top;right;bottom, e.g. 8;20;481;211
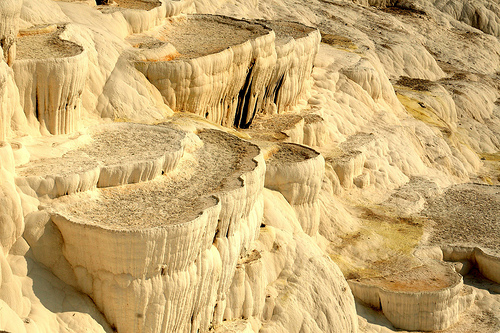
56;129;259;229
422;183;500;254
257;20;315;46
17;124;184;177
16;28;82;60
158;15;269;59
267;143;318;164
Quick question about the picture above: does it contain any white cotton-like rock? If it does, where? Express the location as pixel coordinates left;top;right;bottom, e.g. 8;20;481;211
136;16;322;129
136;15;278;128
474;248;500;284
39;129;266;333
430;0;500;37
20;0;70;27
441;245;500;284
257;20;320;114
0;143;23;253
0;59;30;141
110;0;195;33
0;299;26;333
222;187;358;333
9;142;29;167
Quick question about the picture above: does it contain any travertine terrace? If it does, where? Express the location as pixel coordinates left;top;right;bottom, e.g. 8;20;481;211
0;0;499;332
135;15;320;128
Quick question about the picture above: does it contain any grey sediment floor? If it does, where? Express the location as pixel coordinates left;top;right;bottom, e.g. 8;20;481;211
257;19;316;46
16;26;82;60
157;15;270;60
17;124;184;177
267;142;319;164
422;183;500;255
53;129;260;229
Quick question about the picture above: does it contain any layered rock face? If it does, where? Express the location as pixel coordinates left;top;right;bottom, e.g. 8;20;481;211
41;128;264;333
135;15;320;128
258;20;320;114
16;123;186;197
98;0;195;33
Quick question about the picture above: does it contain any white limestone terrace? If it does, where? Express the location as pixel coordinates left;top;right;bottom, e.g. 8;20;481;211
265;143;324;235
156;15;270;60
100;0;163;10
348;261;475;331
134;16;321;129
135;14;275;128
16;122;186;198
44;128;265;333
266;142;319;165
248;111;328;146
258;20;321;114
52;128;259;230
16;25;81;59
422;183;500;255
98;0;194;33
13;24;87;135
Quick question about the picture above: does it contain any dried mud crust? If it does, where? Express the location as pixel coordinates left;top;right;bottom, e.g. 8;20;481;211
360;264;459;292
247;113;303;141
17;124;184;177
16;151;99;177
394;76;436;91
257;20;315;46
267;143;319;164
56;129;260;229
127;35;166;49
16;26;82;60
157;15;270;60
422;183;500;254
99;0;161;11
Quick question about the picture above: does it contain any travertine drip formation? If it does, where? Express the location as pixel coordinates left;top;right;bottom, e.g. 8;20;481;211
265;143;324;235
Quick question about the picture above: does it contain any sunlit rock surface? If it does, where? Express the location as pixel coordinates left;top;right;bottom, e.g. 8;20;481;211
0;0;500;332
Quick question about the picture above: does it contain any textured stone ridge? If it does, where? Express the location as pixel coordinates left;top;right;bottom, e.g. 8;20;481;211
0;0;23;66
99;0;195;33
259;20;321;114
265;143;324;235
135;14;276;128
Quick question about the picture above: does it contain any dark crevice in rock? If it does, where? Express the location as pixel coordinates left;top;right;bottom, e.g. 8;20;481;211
235;62;255;128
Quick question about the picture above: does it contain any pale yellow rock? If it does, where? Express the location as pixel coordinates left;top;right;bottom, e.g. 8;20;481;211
265;143;325;236
348;262;474;331
13;26;88;135
15;123;186;198
37;129;266;333
0;0;23;66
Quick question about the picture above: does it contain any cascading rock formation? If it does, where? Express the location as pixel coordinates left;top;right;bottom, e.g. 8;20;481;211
0;0;499;332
